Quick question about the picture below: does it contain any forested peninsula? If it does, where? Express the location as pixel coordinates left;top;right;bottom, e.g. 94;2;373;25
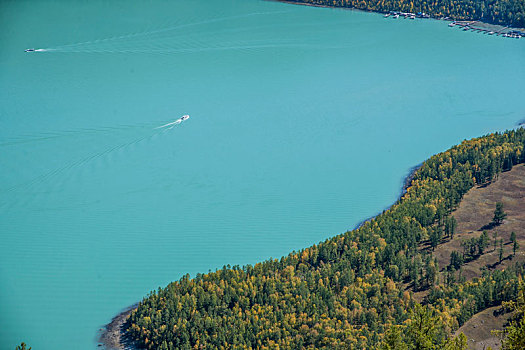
118;128;525;349
278;0;525;28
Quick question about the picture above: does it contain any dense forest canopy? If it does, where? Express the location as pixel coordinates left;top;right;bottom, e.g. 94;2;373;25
282;0;525;28
126;128;525;349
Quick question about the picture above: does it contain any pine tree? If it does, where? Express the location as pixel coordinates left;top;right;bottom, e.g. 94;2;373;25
406;304;438;350
444;332;468;350
450;251;464;270
502;316;525;350
380;325;409;350
500;283;525;350
430;226;442;250
445;216;457;239
479;230;489;255
492;202;507;226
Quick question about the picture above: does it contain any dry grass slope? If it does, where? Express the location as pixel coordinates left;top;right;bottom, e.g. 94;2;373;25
435;164;525;349
434;164;525;281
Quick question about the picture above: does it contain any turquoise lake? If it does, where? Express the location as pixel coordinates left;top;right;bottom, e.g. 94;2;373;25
1;0;524;348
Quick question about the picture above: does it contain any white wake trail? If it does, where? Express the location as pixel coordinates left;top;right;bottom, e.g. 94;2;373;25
44;11;289;51
155;120;181;129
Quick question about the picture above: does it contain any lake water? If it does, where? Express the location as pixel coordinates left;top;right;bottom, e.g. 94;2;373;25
1;0;524;348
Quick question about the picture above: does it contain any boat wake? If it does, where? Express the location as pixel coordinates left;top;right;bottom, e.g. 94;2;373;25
26;11;343;55
1;116;189;204
34;12;303;54
155;115;189;129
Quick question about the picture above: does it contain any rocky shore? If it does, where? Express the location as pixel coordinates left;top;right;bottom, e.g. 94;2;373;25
98;304;139;350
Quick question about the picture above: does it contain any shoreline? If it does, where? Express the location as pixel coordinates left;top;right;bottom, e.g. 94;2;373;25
353;162;422;230
98;304;139;350
271;0;525;35
99;162;423;348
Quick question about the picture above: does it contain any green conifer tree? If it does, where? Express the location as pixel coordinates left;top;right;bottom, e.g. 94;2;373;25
493;202;507;226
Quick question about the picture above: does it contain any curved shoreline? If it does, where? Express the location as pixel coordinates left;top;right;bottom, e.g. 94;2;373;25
353;162;422;230
98;125;522;346
98;161;423;348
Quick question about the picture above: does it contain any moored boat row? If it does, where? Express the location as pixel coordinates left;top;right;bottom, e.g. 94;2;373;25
386;11;425;19
383;11;524;40
447;21;524;38
503;30;523;38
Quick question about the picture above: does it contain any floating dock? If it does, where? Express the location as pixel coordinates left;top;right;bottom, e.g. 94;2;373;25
450;21;524;38
383;10;524;39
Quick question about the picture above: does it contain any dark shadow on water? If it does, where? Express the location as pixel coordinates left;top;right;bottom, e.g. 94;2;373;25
353;162;422;230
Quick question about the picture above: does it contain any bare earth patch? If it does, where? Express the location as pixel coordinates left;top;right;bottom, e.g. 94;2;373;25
455;306;511;350
432;164;525;349
433;164;525;281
